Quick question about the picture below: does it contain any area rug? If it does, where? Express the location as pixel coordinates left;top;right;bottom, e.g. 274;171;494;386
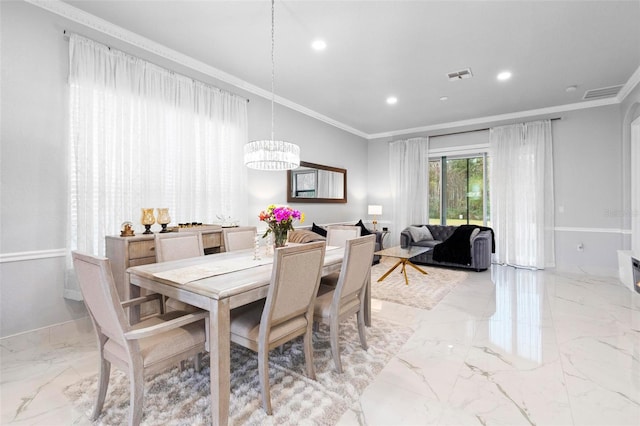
370;257;468;310
65;317;412;425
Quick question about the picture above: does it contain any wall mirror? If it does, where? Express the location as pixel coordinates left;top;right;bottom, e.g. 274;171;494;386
287;161;347;203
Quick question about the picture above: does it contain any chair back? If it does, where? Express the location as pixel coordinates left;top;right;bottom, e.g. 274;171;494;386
333;235;376;301
223;227;257;252
326;225;361;247
262;241;326;327
72;251;128;346
155;233;204;262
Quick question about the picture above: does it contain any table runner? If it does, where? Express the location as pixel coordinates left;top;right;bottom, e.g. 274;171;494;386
152;245;342;285
153;257;273;285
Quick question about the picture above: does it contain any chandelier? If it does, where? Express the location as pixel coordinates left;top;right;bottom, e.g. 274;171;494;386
244;0;300;171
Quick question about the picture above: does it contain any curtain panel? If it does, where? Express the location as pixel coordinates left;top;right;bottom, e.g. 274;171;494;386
65;34;248;300
389;137;430;246
489;120;555;269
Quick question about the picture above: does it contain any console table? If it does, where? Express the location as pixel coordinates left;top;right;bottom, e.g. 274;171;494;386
106;226;254;302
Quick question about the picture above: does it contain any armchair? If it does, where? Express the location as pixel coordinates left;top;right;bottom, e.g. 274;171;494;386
71;251;207;425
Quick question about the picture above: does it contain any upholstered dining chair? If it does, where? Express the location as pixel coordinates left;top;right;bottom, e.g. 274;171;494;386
323;225;362;288
229;241;326;415
71;251;207;426
314;234;376;373
326;225;361;247
154;232;204;313
223;226;257;252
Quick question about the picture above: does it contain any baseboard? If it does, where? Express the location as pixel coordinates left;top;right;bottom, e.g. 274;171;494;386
0;316;93;352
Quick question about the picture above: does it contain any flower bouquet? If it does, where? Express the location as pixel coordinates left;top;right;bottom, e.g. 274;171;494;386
259;205;304;248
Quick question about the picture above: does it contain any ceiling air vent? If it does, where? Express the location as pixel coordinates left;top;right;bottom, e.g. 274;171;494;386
582;85;623;100
447;68;473;81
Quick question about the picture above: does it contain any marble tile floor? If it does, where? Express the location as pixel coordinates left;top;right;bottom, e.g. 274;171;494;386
1;265;639;425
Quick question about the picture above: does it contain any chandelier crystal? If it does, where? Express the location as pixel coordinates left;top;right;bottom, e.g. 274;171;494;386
244;0;300;171
244;139;300;171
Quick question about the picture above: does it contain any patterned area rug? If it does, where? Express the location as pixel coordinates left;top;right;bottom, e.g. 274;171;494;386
371;257;468;309
65;317;412;425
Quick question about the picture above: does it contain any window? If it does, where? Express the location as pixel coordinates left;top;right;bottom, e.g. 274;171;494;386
429;154;490;226
66;35;248;301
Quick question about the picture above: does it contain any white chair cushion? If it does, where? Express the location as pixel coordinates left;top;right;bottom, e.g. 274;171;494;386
313;285;360;319
104;312;205;367
230;301;308;343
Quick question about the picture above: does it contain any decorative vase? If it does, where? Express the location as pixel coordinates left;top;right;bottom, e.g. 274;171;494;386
156;208;171;233
141;208;155;234
271;225;288;248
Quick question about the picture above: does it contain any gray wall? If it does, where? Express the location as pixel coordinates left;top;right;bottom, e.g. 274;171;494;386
367;105;628;275
0;2;368;337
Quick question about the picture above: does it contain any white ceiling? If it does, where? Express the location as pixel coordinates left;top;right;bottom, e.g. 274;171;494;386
60;0;640;138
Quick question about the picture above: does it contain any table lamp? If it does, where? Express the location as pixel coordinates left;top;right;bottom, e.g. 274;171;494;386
368;205;382;231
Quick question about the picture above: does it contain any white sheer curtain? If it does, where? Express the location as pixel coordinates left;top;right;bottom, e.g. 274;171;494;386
316;170;341;198
389;137;430;246
489;120;554;269
65;34;248;300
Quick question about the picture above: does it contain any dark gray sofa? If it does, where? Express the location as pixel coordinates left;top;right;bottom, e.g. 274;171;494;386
400;224;493;271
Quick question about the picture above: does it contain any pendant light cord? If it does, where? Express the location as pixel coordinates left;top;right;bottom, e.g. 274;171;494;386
270;0;275;142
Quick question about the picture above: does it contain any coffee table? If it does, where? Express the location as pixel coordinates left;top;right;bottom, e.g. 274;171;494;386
374;246;432;286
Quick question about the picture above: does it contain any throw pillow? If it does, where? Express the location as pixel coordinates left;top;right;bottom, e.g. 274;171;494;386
408;225;433;242
311;222;327;237
355;219;372;236
288;229;326;243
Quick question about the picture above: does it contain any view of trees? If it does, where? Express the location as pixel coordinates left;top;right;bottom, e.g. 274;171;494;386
429;156;489;226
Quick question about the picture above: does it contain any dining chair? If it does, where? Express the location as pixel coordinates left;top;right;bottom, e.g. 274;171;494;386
154;232;203;313
326;225;361;247
229;241;326;415
71;251;207;426
223;226;257;252
314;234;376;373
323;225;362;288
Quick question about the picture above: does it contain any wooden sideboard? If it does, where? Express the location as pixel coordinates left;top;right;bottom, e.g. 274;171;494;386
105;228;226;302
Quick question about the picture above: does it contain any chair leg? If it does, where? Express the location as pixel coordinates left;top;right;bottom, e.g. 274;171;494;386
91;357;111;420
194;353;202;373
129;365;144;426
329;318;343;373
357;309;368;350
303;328;316;380
258;346;272;415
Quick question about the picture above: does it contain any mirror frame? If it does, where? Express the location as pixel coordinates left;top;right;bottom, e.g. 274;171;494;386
287;161;347;203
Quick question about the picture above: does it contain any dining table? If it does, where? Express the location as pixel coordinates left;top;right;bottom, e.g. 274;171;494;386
126;244;371;425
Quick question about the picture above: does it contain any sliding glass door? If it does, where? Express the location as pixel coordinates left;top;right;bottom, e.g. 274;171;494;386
429;154;489;226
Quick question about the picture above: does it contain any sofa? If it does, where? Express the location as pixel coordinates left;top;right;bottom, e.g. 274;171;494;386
288;221;384;264
400;224;493;271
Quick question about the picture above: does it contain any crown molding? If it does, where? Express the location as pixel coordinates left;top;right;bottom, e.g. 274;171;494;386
617;65;640;102
25;0;635;142
367;98;620;140
26;0;369;139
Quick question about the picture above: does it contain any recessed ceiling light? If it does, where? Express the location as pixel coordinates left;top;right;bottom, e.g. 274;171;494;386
311;39;326;51
440;96;449;101
386;96;398;105
565;85;577;92
497;71;512;81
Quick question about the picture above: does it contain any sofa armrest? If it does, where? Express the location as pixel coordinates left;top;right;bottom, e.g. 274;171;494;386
471;230;492;270
400;229;412;248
